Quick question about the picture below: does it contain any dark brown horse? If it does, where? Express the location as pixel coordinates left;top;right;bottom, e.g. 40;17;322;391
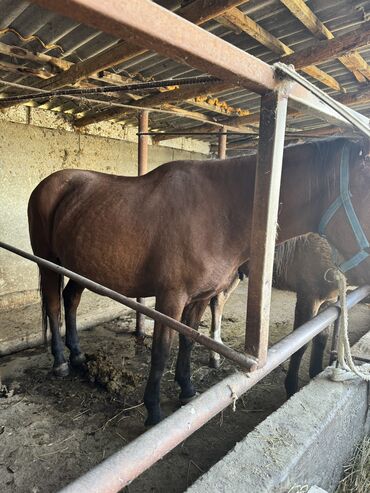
209;234;349;396
28;138;370;425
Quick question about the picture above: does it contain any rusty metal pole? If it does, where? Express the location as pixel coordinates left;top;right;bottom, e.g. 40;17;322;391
136;110;149;338
218;127;227;159
246;85;289;368
58;285;370;493
0;241;258;371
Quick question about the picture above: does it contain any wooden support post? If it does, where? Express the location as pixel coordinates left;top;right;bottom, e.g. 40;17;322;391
218;127;227;159
136;110;149;338
245;87;288;367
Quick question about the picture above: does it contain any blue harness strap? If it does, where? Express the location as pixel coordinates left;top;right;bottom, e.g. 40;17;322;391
318;143;370;273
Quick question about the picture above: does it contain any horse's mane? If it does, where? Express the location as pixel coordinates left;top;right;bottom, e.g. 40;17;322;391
291;137;370;203
273;235;308;287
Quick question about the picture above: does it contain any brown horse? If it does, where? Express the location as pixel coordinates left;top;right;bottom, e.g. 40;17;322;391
208;234;350;396
28;138;370;425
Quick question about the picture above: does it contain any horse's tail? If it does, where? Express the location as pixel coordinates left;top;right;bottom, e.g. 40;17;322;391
38;269;64;346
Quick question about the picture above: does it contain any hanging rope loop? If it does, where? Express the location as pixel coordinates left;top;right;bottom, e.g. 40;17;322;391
330;270;370;382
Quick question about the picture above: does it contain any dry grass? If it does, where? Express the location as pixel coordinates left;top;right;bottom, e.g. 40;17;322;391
336;436;370;493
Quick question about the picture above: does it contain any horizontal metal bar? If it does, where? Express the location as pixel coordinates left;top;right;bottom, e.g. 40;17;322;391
0;76;221;104
0;241;258;371
59;284;370;493
137;131;250;136
29;0;357;129
330;351;370;364
275;63;370;137
0;79;224;127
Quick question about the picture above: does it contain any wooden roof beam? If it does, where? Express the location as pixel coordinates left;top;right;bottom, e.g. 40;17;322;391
282;21;370;70
280;0;370;82
73;80;232;127
153;85;370;143
220;7;343;91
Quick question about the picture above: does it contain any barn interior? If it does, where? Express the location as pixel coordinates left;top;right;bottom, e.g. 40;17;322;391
1;1;370;492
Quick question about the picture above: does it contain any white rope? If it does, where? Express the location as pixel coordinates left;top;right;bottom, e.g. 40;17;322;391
227;384;238;411
330;270;370;382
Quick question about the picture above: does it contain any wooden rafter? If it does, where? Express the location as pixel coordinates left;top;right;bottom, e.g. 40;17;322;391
73;81;232;127
0;40;245;122
220;7;342;91
282;21;370;71
280;0;370;82
152;85;370;143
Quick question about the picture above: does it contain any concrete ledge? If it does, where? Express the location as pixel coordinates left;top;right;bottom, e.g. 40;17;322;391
187;332;370;493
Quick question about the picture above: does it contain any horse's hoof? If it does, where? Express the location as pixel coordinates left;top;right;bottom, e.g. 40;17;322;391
70;353;86;368
144;412;163;427
179;392;199;406
209;358;221;369
53;362;70;378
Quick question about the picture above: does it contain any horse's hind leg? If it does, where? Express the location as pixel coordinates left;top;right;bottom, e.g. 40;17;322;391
285;294;320;397
209;273;240;368
63;280;86;368
175;299;209;404
144;292;186;426
40;268;69;377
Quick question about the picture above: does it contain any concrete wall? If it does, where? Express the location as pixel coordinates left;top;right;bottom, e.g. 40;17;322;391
188;332;370;493
0;110;209;309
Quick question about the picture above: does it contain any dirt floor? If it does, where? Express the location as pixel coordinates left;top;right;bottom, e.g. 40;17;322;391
0;282;369;493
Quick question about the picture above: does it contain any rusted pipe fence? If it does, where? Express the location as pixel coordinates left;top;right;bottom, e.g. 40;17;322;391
58;284;370;493
0;241;257;371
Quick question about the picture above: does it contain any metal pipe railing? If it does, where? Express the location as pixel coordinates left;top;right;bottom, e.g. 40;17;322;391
275;62;370;138
0;241;258;371
59;284;370;493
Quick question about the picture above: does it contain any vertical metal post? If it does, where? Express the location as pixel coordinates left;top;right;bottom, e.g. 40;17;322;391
245;87;289;367
136;110;149;338
218;127;227;159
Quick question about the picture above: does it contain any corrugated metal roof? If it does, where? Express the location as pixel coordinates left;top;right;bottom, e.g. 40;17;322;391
0;0;370;152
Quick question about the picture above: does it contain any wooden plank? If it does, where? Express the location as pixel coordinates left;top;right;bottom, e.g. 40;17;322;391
282;20;370;70
280;0;370;82
221;7;342;91
73;80;231;126
246;87;288;366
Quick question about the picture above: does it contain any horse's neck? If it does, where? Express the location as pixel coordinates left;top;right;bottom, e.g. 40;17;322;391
273;145;339;243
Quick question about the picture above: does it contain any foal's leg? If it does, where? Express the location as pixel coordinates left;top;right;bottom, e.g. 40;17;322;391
40;268;69;377
285;294;320;397
175;299;209;404
63;280;86;368
144;293;186;426
209;273;240;368
309;301;329;378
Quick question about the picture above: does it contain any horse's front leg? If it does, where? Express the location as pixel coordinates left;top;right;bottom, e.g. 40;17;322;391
175;299;209;404
209;273;240;368
144;293;186;426
285;294;320;397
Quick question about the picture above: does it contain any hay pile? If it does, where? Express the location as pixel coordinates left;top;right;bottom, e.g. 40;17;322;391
336;436;370;493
